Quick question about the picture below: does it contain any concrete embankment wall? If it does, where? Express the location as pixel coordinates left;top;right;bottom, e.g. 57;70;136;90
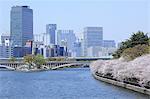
93;73;150;95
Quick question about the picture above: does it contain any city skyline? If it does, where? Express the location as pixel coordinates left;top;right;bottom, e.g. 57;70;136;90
0;0;149;44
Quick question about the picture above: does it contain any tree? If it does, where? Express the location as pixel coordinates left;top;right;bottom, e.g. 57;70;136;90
113;31;149;58
130;31;149;47
23;54;34;69
33;54;46;69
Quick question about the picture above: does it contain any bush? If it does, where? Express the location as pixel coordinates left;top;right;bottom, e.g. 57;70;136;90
9;57;16;62
122;44;149;61
47;58;57;61
47;57;65;61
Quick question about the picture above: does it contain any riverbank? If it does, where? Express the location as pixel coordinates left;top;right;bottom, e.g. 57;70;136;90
90;54;150;95
92;72;150;95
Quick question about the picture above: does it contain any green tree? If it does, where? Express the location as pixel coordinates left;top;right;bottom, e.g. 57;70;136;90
33;54;46;69
130;31;149;47
113;31;149;58
23;54;34;69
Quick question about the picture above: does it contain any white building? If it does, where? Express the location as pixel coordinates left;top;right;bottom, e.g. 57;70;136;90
83;27;103;56
99;47;116;57
34;33;51;46
87;46;116;57
0;35;12;58
42;33;50;46
87;46;102;57
34;34;42;42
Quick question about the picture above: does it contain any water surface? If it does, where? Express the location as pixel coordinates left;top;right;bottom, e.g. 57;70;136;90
0;68;149;99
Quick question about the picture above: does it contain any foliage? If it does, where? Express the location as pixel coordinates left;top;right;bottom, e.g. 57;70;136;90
47;57;66;61
113;31;149;59
23;54;46;69
55;58;65;61
23;54;34;69
130;31;149;46
9;57;16;62
47;57;57;61
33;54;46;69
24;54;34;64
122;44;150;61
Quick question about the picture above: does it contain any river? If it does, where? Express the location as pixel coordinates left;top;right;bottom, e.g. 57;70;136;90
0;68;149;99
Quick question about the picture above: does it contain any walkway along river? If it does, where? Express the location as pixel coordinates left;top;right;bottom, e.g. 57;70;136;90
0;68;149;99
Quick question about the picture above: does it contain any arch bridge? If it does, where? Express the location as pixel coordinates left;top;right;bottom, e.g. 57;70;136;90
0;57;111;70
0;61;90;70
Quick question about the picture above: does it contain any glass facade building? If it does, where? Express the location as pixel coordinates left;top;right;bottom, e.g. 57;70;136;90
83;27;103;56
10;6;33;47
102;40;116;48
46;24;57;45
57;30;76;54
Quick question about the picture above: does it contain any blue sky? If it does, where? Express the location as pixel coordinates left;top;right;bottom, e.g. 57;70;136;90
0;0;149;43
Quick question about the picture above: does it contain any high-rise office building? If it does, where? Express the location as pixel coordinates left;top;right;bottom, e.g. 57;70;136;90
10;6;33;47
83;27;103;56
102;40;116;48
57;30;76;55
46;24;57;45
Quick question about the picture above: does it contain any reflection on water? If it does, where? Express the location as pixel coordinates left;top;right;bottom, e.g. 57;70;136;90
0;68;149;99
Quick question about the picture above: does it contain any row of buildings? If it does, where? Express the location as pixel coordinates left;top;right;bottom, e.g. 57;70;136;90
0;6;116;58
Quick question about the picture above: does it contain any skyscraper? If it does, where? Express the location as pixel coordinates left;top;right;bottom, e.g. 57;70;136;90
46;24;57;45
10;6;33;47
83;27;103;56
57;30;76;55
